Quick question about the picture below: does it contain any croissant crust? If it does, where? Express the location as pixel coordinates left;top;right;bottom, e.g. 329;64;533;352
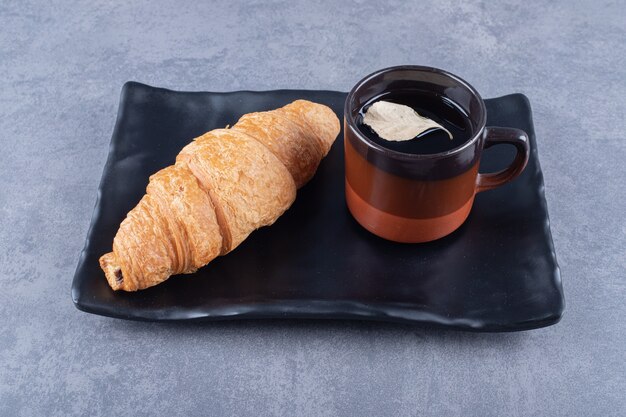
100;99;340;291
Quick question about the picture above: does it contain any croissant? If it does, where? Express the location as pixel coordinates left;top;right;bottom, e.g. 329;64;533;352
99;100;340;291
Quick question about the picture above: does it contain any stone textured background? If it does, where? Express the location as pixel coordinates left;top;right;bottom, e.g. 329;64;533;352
1;1;624;416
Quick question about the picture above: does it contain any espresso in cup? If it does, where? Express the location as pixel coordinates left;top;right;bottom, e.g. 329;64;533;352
356;90;472;155
344;65;530;243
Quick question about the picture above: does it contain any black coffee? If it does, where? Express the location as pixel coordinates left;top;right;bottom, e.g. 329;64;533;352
357;91;472;155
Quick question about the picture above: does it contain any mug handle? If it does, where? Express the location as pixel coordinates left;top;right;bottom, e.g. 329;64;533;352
476;127;530;193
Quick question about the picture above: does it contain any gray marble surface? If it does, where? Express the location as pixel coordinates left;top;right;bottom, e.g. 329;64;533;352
1;1;624;416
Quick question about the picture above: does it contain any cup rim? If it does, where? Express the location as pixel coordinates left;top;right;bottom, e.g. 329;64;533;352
345;65;487;161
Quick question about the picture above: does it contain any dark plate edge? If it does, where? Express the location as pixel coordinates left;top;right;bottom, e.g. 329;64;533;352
71;83;134;309
513;93;565;323
73;297;563;333
122;80;345;98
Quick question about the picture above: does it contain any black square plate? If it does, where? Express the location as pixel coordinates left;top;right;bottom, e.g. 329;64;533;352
72;82;564;331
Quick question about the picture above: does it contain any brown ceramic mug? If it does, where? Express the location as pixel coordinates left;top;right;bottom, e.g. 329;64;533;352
344;65;530;243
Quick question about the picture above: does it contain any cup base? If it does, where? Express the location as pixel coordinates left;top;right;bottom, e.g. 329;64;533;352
345;180;474;243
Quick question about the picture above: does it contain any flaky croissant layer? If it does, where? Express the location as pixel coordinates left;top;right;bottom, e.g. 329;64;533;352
100;100;340;291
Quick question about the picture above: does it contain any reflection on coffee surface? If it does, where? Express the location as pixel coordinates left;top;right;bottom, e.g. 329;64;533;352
357;91;472;155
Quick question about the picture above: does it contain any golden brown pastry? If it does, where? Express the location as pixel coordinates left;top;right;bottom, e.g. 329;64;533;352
233;111;322;188
100;99;340;291
177;128;297;254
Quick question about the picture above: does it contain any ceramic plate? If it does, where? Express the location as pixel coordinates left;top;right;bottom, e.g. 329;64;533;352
72;82;564;331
